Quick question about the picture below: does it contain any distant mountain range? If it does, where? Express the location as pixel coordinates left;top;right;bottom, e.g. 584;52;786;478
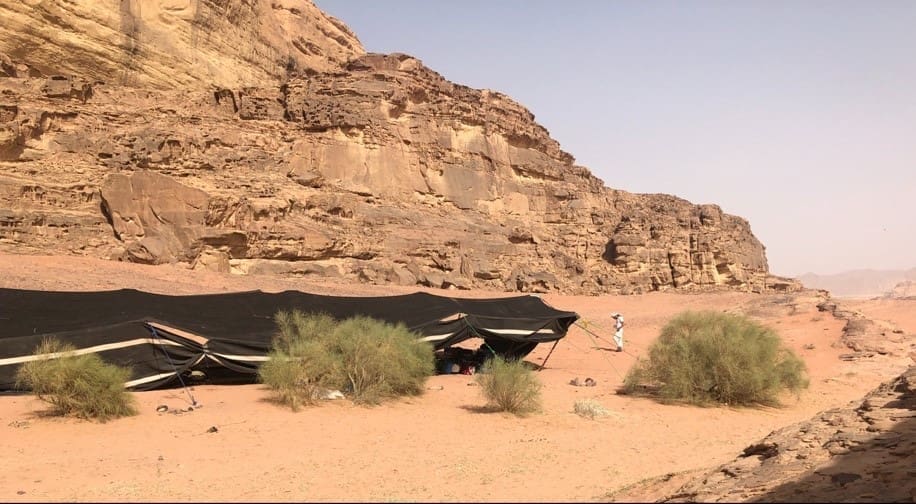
797;268;916;298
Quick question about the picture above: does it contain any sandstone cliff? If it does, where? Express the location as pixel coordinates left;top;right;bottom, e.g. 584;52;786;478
0;1;794;295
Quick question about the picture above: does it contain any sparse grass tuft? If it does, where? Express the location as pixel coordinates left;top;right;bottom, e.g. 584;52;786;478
623;310;809;406
15;338;137;422
573;398;609;419
475;356;542;415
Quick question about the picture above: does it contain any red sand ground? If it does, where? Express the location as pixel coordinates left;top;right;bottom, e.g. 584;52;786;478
1;255;913;502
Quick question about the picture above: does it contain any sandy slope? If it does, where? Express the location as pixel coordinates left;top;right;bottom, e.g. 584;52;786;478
0;255;912;502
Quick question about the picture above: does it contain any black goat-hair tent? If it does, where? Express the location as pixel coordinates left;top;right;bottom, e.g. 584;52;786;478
0;287;579;391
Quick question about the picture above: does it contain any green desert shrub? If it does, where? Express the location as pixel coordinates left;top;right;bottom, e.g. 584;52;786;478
475;356;542;415
258;311;339;411
623;311;809;406
15;338;137;422
327;315;435;405
272;310;338;353
573;398;610;419
259;311;435;408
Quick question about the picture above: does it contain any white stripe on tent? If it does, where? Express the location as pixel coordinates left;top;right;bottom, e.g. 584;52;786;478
0;338;185;367
146;322;209;345
124;371;178;388
204;353;237;368
207;352;270;362
145;324;267;362
419;332;458;342
123;353;207;388
418;327;554;342
480;328;556;335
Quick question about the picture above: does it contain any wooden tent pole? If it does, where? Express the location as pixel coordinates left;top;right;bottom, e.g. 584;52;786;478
537;340;560;371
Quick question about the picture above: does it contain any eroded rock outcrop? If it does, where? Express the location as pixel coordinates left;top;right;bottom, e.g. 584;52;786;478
660;365;916;503
0;1;794;295
817;297;912;358
100;170;209;264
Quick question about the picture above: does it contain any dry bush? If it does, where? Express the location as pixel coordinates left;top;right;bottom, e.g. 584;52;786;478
573;398;609;419
15;338;137;422
475;356;542;415
623;310;809;406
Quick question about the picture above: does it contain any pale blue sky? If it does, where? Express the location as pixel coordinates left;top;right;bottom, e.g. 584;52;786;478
314;0;916;277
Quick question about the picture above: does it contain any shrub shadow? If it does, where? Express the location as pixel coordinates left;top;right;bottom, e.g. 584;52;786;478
459;404;499;414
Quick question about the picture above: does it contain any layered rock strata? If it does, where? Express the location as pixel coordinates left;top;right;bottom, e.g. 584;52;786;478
0;0;363;90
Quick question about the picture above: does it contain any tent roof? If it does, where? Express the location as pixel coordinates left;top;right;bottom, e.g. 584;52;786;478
0;288;579;390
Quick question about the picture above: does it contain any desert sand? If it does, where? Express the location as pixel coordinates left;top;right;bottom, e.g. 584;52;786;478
1;254;913;502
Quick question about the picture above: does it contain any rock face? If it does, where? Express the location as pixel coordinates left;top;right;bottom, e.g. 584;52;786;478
0;0;363;90
660;365;916;503
0;1;794;295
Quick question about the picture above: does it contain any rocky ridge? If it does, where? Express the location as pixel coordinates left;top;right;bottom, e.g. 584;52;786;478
0;0;797;295
659;364;916;503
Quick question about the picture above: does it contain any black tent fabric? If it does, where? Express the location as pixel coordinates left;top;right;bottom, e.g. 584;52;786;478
0;288;579;391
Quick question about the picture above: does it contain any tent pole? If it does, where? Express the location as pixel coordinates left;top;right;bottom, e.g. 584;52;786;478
537;340;560;371
149;325;198;407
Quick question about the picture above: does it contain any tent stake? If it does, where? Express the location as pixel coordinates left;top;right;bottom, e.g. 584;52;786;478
537;340;560;371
